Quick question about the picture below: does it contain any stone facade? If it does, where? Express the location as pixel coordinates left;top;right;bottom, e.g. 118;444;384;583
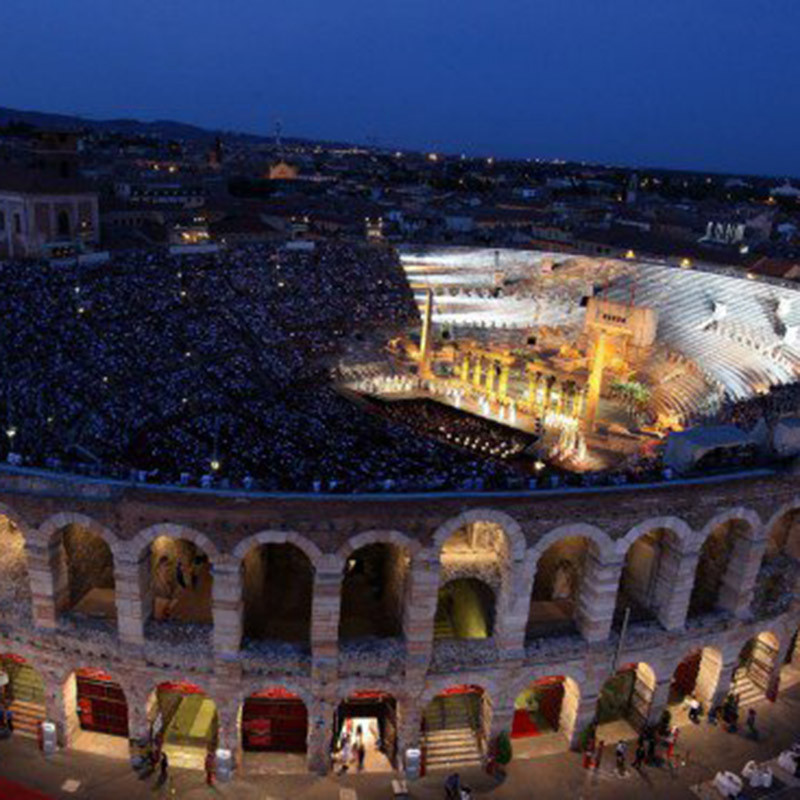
0;466;797;774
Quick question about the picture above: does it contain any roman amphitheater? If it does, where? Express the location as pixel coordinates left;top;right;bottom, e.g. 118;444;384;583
0;245;798;777
0;465;798;775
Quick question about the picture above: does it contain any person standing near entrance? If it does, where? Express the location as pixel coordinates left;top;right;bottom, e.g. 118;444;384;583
159;751;169;783
615;740;627;775
205;751;215;785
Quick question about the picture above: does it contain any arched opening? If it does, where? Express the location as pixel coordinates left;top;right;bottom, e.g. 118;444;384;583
53;524;117;629
754;509;800;618
596;663;656;739
422;685;488;771
339;543;409;642
332;691;397;773
731;631;780;705
434;578;495;639
436;521;508;641
526;536;592;640
0;516;31;625
239;687;307;774
688;519;747;619
64;668;129;758
57;210;70;238
782;627;800;688
148;681;218;770
145;536;212;646
614;528;680;629
0;654;46;737
667;647;723;726
511;676;579;758
242;543;313;652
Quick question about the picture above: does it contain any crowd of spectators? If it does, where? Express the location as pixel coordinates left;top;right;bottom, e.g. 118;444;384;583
0;242;520;492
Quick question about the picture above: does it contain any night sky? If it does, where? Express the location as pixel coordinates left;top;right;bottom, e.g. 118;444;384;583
2;0;798;176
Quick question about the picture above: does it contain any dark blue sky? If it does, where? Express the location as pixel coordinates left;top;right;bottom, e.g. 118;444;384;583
2;0;798;176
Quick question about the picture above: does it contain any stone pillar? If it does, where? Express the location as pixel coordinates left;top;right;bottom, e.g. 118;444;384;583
574;552;621;643
718;533;769;618
485;364;496;394
559;678;581;744
397;697;423;754
488;701;514;740
404;550;439;674
646;677;672;725
498;365;510;399
568;691;599;749
311;556;342;682
460;355;470;382
306;697;334;774
473;357;483;389
212;556;243;659
114;554;147;646
710;657;741;708
25;536;67;630
651;543;699;631
695;648;724;707
497;560;531;659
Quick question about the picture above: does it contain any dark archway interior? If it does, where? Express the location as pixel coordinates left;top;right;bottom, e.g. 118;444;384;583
435;577;495;639
150;537;212;625
614;529;671;627
526;537;588;639
339;543;408;640
688;521;741;618
243;543;313;644
61;524;116;620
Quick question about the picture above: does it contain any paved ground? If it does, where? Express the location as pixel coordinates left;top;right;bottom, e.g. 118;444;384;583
1;683;799;800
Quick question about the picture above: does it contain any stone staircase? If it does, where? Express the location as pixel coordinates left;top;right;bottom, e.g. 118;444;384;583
730;668;765;707
8;699;45;739
423;694;482;770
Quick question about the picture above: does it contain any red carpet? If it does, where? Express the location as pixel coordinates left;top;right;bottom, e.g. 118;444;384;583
0;777;54;799
511;709;540;739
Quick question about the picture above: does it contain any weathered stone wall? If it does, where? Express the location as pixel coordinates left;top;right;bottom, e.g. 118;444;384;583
0;466;797;773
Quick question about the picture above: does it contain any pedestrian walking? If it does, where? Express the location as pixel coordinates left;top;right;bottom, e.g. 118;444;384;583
746;708;758;740
594;739;605;772
357;741;366;771
205;751;215;786
615;740;627;775
159;751;169;783
633;741;646;770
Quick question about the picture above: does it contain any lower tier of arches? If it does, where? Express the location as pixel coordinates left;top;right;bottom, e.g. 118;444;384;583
0;612;797;775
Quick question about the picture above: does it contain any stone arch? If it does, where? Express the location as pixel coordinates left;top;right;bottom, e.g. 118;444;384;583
435;576;496;639
732;630;781;703
613;520;692;629
0;501;35;541
525;524;613;641
614;516;694;559
667;645;724;714
336;529;421;563
338;533;414;643
233;530;323;571
419;675;498;710
38;511;121;556
130;523;221;564
238;684;311;759
529;523;614;565
509;674;582;752
694;508;762;550
240;533;315;648
596;661;657;734
41;513;118;625
433;509;526;561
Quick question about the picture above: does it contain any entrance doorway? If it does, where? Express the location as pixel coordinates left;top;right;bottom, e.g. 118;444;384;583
150;681;218;770
511;676;578;759
333;692;397;773
596;663;655;740
0;655;45;739
66;669;129;759
668;648;723;726
422;685;486;771
732;632;779;705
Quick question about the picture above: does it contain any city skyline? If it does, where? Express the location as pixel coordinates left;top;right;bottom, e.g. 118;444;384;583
2;0;799;177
